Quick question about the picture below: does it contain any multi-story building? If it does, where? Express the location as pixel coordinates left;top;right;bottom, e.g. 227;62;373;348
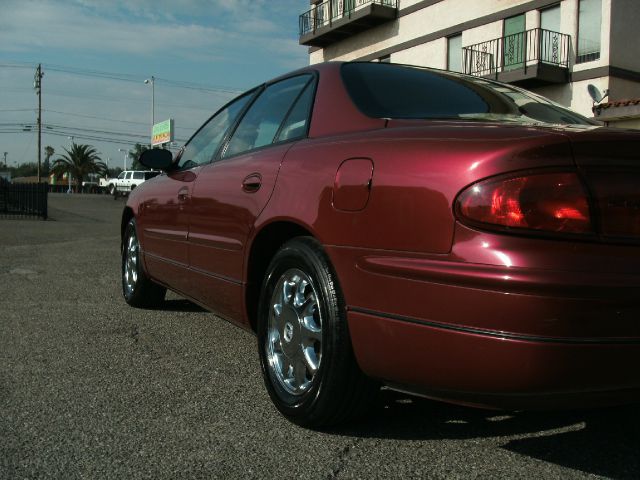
299;0;640;126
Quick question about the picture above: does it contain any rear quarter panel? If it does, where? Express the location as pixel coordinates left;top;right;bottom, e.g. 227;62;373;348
257;123;575;254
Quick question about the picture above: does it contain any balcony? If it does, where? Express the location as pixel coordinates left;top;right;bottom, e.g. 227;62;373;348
299;0;398;48
462;28;571;88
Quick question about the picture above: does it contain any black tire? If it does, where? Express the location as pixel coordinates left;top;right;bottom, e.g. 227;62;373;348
257;237;377;428
122;218;166;308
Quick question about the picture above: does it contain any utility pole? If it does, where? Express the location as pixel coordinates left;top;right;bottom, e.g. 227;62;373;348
2;152;7;169
144;76;155;145
34;64;44;183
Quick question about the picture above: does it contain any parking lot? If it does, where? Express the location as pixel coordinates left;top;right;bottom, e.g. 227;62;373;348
1;193;639;479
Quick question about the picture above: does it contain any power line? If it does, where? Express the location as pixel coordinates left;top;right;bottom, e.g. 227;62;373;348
0;108;36;113
43;109;199;131
1;62;244;95
1;122;189;144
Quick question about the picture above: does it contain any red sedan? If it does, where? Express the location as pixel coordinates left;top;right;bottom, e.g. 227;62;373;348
122;62;640;427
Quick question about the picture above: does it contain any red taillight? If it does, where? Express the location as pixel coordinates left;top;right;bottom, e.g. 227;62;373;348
456;172;594;235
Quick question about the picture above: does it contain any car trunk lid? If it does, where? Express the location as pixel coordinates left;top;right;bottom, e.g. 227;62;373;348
565;128;640;242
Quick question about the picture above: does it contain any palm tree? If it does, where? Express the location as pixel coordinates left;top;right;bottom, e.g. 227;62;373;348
51;143;107;193
43;146;54;176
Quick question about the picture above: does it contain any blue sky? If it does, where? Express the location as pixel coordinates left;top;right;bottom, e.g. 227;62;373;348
0;0;309;170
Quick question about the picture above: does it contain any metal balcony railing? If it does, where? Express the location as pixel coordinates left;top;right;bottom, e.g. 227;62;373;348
462;28;570;77
299;0;397;37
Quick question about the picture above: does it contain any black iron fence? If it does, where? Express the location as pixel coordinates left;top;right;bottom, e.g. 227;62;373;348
299;0;397;36
0;182;48;219
462;28;570;77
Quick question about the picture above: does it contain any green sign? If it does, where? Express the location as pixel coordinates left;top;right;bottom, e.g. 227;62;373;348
152;118;174;146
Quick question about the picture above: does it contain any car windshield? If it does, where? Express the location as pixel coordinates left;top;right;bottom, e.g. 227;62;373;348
341;62;595;126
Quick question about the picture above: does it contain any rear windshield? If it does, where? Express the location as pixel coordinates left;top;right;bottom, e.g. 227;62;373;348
341;62;594;126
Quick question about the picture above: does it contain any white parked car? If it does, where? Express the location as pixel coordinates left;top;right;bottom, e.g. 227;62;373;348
107;170;161;197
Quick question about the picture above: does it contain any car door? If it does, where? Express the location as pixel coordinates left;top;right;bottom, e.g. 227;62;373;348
131;171;144;189
138;91;255;294
114;171;125;191
187;74;316;323
123;171;133;191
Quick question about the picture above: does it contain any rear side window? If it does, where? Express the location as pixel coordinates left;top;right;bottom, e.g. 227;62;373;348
223;75;312;158
133;172;144;179
276;80;315;142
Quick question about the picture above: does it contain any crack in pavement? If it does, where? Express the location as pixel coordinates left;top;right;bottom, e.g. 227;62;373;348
327;438;362;479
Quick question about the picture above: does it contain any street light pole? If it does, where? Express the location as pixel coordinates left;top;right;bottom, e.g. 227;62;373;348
67;136;74;193
34;64;44;183
2;152;7;169
118;148;128;170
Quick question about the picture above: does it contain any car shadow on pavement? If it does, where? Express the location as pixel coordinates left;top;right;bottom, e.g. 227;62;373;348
156;299;207;313
336;389;640;479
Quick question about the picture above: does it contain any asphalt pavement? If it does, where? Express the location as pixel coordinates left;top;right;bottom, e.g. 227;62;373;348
1;193;639;479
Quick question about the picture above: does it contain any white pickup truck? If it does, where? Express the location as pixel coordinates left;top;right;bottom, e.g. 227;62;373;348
104;170;161;197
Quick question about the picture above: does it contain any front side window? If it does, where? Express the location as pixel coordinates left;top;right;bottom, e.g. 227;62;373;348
577;0;602;63
125;172;133;180
223;75;312;158
177;91;255;170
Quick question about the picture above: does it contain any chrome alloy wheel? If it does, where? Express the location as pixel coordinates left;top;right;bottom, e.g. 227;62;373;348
123;229;139;297
266;268;323;396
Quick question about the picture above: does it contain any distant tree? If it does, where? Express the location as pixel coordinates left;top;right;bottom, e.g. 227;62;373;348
43;145;54;176
128;143;150;170
107;167;123;178
10;162;38;178
51;143;107;193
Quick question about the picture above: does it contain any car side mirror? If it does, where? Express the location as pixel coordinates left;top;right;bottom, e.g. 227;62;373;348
139;149;174;171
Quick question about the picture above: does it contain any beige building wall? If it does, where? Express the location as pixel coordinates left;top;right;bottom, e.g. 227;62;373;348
536;76;609;116
609;0;640;72
391;39;447;68
305;0;640;121
310;0;540;63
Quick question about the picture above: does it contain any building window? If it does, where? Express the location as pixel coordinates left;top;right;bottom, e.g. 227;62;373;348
540;5;561;64
447;34;462;72
577;0;601;63
540;4;560;32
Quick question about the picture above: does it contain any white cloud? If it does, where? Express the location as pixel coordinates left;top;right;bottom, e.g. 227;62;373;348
0;0;306;67
2;2;227;57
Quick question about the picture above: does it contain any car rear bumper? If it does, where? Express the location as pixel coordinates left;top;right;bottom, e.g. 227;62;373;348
347;308;640;409
326;225;640;409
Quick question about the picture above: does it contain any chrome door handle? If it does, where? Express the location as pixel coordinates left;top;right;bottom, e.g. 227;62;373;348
242;173;262;193
177;188;189;202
